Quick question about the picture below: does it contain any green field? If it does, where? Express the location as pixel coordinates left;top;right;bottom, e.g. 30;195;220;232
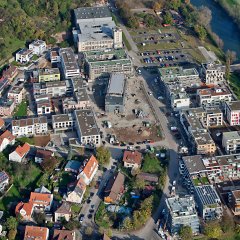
13;100;28;117
230;72;240;99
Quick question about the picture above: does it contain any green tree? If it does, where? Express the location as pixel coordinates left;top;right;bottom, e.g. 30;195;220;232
220;212;234;233
96;147;111;166
33;212;46;225
64;220;81;230
204;221;222;239
144;14;157;28
85;226;93;236
194;25;207;42
5;217;18;231
163;12;174;25
179;225;193;240
123;217;133;230
133;178;146;190
7;230;17;240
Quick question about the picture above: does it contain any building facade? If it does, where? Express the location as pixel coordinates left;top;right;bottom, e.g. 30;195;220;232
225;101;240;126
29;40;47;55
38;68;61;82
201;63;225;85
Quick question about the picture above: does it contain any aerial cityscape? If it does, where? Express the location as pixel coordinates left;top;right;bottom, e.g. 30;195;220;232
1;0;240;239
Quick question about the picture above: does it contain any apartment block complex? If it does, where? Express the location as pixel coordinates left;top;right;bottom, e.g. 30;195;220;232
29;39;47;55
8;86;25;104
222;131;240;154
201;63;225;85
225;101;240;126
52;114;74;132
38;68;60;82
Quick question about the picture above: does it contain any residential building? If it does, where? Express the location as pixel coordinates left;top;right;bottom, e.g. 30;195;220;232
29;39;47;55
0;130;15;152
52;113;74;132
63;88;90;113
7;86;25;104
74;109;101;147
104;172;125;204
38;68;61;82
35;149;54;164
24;226;49;240
137;172;159;184
59;48;80;79
65;160;81;173
197;87;232;107
123;150;142;169
53;230;76;240
84;49;133;80
15;202;33;221
66;178;86;204
194;185;223;220
50;50;60;64
229;190;240;216
36;99;52;115
12;116;48;137
55;202;72;222
201;63;224;85
225;101;240;126
9;143;30;163
0;99;15;117
222;131;240;154
165;195;200;234
16;49;33;63
33;81;67;97
0;118;4;129
105;73;126;113
0;171;9;191
159;66;200;88
0;79;9;96
29;191;53;211
78;155;98;185
1;65;18;81
73;6;122;52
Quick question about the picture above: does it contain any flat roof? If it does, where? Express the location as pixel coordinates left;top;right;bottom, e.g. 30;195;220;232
85;49;127;61
107;73;125;95
39;68;60;76
182;155;206;174
59;48;79;71
159;67;199;78
12;116;47;127
8;86;23;94
75;109;99;136
222;131;240;140
52;114;73;123
74;6;111;20
226;101;240;111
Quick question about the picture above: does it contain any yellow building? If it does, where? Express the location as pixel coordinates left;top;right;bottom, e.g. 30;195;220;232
38;68;60;82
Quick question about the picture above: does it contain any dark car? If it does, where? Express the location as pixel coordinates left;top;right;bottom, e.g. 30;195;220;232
88;214;93;219
129;142;134;145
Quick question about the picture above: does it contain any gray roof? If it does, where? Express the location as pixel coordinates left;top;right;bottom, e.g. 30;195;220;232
52;114;73;123
182;155;206;174
74;109;99;137
195;185;221;207
65;160;81;171
107;73;125;95
59;48;79;72
74;6;111;20
226;101;240;111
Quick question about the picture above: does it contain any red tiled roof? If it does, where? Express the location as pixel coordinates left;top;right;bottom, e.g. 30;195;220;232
15;143;30;158
123;150;142;165
35;149;53;159
53;229;75;240
83;155;98;179
29;192;52;206
15;201;33;217
0;130;15;146
24;226;48;240
0;118;4;127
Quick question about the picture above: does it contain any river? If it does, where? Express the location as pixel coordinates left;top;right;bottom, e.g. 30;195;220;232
191;0;240;61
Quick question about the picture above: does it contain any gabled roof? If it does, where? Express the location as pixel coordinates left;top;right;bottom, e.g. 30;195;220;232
0;130;15;146
35;149;53;159
34;185;51;194
137;172;159;183
55;202;71;215
0;118;4;128
123;150;142;165
29;192;52;206
74;178;86;196
15;201;33;217
82;155;98;179
24;226;48;240
14;143;30;158
53;229;75;240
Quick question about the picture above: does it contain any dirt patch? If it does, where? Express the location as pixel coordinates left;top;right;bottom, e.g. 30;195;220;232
112;125;162;142
34;135;50;147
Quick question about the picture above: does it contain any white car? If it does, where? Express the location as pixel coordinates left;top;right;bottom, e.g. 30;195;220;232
158;96;164;100
148;91;152;95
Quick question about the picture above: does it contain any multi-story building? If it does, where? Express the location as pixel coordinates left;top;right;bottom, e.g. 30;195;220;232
73;6;123;52
37;99;52;115
52;114;74;132
84;49;133;80
11;116;48;137
194;185;223;220
1;65;18;81
225;101;240;126
165;195;200;234
197;87;232;107
50;50;60;64
59;48;80;79
24;226;49;240
0;79;9;96
105;73;126;113
29;39;47;55
229;190;240;216
222;131;240;154
33;81;67;97
0;99;15;117
16;49;33;63
8;86;25;104
74;109;100;147
201;63;225;85
38;68;61;82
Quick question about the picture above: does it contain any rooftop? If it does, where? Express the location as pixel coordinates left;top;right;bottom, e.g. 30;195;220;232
123;150;142;165
182;155;206;174
198;87;231;96
14;143;30;158
39;68;60;76
80;155;98;179
8;86;24;95
107;73;125;96
226;101;240;111
30;39;46;47
12;116;47;127
52;114;73;123
59;48;79;72
159;66;199;78
65;160;81;171
17;48;33;56
222;131;240;141
24;226;48;240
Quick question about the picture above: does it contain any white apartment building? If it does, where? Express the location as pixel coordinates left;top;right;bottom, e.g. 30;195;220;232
8;86;25;104
197;87;232;107
52;114;74;132
59;48;80;79
29;40;47;55
222;131;240;154
37;99;52;115
73;6;123;52
16;49;33;63
74;109;101;147
225;101;240;126
50;51;60;63
11;117;48;137
201;63;225;85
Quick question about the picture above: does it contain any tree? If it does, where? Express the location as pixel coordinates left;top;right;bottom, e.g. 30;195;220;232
64;220;81;230
179;225;193;240
204;221;222;239
153;2;163;12
123;217;133;230
5;217;18;231
220;212;234;233
133;178;146;190
163;12;174;25
194;25;207;42
96;147;111;166
144;14;157;28
85;226;93;236
197;6;212;27
7;230;17;240
33;212;46;225
41;156;58;172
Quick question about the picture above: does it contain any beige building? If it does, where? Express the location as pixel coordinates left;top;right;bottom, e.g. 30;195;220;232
123;150;142;169
38;68;60;82
52;114;74;132
201;63;224;85
229;190;240;216
55;202;71;222
66;178;86;203
8;86;25;104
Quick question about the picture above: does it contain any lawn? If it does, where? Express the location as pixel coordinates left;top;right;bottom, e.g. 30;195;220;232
230;72;240;99
122;32;132;51
193;178;201;186
0;185;20;211
95;202;112;229
17;136;35;145
138;41;182;51
13;100;28;117
141;154;162;174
